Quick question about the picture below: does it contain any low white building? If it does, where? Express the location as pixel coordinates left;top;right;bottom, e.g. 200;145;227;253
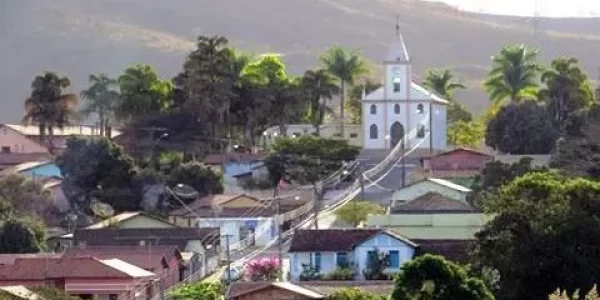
288;229;417;281
391;177;472;206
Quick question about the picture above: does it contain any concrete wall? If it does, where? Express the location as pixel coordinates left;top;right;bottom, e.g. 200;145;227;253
0;125;48;154
354;233;415;279
289;252;336;281
197;218;276;250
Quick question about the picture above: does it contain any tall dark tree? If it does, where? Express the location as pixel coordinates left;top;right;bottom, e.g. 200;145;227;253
80;73;120;137
166;162;223;205
0;218;46;254
301;69;340;135
539;57;594;134
118;64;172;123
485;102;557;154
321;46;368;136
175;36;236;149
484;44;542;104
23;72;79;152
56;137;138;213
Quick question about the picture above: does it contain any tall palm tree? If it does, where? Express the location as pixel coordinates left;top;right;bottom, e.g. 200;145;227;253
301;69;340;136
483;44;542;104
80;74;120;137
422;69;466;100
320;46;368;137
23;72;78;153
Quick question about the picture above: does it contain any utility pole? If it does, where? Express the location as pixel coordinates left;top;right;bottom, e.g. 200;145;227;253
359;164;365;201
274;184;283;281
224;234;232;284
401;140;406;188
429;101;434;155
313;182;320;230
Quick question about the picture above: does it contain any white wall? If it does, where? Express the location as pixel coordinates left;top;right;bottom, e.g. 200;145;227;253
354;233;415;280
289;252;337;281
197;218;276;251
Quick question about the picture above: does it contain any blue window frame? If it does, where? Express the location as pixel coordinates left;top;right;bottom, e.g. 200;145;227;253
389;250;400;268
336;252;348;268
313;252;321;272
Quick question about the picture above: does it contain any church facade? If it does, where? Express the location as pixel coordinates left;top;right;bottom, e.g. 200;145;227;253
362;27;448;151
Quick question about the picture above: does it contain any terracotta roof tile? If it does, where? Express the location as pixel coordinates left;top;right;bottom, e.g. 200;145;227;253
289;229;417;252
226;282;324;299
414;239;473;264
392;192;474;213
300;281;394;296
63;245;182;271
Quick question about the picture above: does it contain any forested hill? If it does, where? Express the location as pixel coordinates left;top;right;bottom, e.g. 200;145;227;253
2;0;600;120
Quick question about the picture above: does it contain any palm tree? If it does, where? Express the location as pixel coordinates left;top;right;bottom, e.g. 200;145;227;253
23;72;78;153
80;74;120;137
118;64;172;122
422;69;466;100
483;44;542;104
301;69;340;136
320;46;368;137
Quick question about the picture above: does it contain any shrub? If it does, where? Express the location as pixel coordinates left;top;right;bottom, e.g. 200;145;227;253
323;267;355;281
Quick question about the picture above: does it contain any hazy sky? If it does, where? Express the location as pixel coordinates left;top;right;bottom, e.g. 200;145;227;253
427;0;600;17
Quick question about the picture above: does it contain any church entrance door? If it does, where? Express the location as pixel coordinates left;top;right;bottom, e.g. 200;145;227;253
390;122;404;148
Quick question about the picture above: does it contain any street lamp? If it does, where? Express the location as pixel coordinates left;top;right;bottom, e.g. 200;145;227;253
262;132;268;150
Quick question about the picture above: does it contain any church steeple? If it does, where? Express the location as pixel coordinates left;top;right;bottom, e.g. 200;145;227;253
386;15;410;63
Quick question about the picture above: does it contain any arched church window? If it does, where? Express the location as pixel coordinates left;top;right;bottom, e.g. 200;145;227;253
394;104;400;114
370;104;377;115
417;125;426;138
417;104;424;114
369;124;378;139
393;76;401;93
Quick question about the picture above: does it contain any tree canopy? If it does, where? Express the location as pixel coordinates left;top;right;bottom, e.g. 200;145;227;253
485;102;558;154
392;254;494;300
118;64;172;122
327;288;387;300
447;119;484;148
80;73;119;137
334;201;384;226
166;162;224;204
0;217;46;254
472;172;600;299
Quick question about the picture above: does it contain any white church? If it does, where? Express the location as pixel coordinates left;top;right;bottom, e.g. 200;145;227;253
362;25;448;150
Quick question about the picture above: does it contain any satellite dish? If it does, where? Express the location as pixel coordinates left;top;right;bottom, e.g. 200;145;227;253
172;184;198;198
91;201;115;218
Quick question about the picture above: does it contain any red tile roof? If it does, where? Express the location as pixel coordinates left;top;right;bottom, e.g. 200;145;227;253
414;239;473;264
226;282;325;299
0;256;153;280
63;245;182;271
289;229;417;252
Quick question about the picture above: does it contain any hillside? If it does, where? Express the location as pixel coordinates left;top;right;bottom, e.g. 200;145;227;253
1;0;600;121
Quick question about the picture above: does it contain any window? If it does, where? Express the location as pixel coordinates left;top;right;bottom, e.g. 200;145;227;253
417;125;426;138
393;76;401;92
366;250;377;268
349;133;358;138
369;124;378;139
139;240;146;246
370;104;377;115
313;252;322;272
417;104;424;114
336;252;348;268
389;250;400;268
394;104;400;114
1;146;10;153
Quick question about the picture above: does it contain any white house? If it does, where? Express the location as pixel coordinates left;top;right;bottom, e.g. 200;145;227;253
391;178;472;206
288;229;417;281
362;24;448;150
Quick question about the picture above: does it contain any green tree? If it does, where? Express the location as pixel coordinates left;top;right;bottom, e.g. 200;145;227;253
423;68;467;100
23;72;79;152
539;57;595;133
321;46;368;136
346;79;381;125
468;157;541;209
80;73;120;137
118;64;172;122
472;172;600;299
550;285;600;300
56;137;138;213
0;217;46;253
447;120;484;147
392;254;494;300
448;102;473;123
170;282;222;300
327;288;387;300
301;69;340;135
485;102;557;154
175;36;236;149
334;201;384;226
166;162;224;204
0;174;54;220
483;44;542;104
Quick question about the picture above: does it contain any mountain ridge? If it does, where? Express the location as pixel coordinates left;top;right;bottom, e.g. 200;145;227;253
1;0;600;122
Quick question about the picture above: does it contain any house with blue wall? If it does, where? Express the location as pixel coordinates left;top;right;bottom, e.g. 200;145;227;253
288;229;417;281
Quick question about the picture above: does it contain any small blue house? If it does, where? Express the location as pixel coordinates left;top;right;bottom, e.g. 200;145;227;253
288;229;417;281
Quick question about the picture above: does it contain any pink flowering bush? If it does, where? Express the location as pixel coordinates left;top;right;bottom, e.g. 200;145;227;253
244;256;281;281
